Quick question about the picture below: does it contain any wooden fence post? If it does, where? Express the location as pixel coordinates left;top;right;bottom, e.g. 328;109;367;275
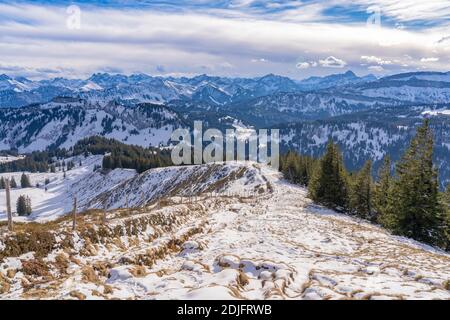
102;201;107;225
5;178;13;232
72;196;77;231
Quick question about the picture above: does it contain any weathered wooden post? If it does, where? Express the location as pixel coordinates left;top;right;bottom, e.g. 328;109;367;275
102;201;107;225
5;178;13;232
126;195;129;208
72;196;77;231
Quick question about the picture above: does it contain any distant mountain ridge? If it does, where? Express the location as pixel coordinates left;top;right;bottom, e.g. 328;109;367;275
1;70;449;110
0;71;377;108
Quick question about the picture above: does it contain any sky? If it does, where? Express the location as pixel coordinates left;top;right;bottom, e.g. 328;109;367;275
0;0;449;80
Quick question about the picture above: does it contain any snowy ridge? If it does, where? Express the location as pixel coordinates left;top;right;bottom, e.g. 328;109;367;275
0;159;266;221
85;162;269;210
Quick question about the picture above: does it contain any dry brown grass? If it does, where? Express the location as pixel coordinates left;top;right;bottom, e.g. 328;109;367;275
82;266;100;283
129;265;148;278
0;231;56;262
6;269;17;279
69;290;86;300
53;253;70;273
21;259;50;277
443;280;450;291
103;284;114;295
237;270;249;287
93;261;113;277
0;273;11;294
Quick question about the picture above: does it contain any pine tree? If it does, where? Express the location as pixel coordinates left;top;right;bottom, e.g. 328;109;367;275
281;152;298;182
443;185;450;251
20;173;31;188
16;195;32;216
373;156;396;228
392;120;446;247
0;177;5;189
10;177;17;188
281;151;315;186
308;141;349;211
349;160;373;219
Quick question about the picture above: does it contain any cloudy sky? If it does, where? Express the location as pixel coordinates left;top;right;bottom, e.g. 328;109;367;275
0;0;449;80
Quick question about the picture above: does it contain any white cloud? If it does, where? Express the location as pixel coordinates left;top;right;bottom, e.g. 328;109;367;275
420;57;439;62
251;58;268;63
331;0;450;24
296;62;310;69
368;65;384;72
319;56;347;68
0;3;448;80
361;55;392;65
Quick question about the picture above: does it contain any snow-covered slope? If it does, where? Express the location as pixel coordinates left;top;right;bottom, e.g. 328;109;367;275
0;160;267;222
86;162;269;210
0;155;25;164
0;162;448;300
0;99;186;152
356;72;450;104
0;155;137;222
227;91;400;125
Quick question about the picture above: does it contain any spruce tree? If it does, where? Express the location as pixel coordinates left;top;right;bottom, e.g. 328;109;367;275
373;156;396;228
10;177;17;188
392;120;446;247
443;185;450;251
350;160;373;219
308;141;349;211
281;151;316;186
16;195;32;216
281;151;299;182
20;173;31;188
0;177;5;189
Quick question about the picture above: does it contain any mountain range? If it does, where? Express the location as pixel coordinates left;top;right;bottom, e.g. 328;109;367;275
2;70;449;109
0;70;449;186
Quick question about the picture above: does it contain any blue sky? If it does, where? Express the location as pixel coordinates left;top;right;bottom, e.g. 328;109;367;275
0;0;449;79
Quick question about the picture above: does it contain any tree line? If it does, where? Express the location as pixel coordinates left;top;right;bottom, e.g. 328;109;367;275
281;120;450;251
0;136;173;174
0;173;32;189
